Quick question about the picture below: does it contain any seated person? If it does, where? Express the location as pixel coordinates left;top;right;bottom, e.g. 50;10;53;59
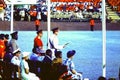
11;48;21;78
20;52;40;80
41;49;52;80
42;49;52;64
52;50;62;64
3;45;13;63
63;50;83;80
30;47;45;61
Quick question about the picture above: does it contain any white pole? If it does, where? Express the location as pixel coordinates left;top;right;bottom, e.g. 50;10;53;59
102;0;106;77
10;3;14;33
47;0;51;49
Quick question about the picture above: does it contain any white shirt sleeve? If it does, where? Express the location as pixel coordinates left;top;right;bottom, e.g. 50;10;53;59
11;56;20;66
52;35;64;50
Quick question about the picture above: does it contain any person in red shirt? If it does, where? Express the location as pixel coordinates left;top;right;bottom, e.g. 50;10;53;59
0;34;5;60
35;19;40;31
34;30;43;53
89;18;95;31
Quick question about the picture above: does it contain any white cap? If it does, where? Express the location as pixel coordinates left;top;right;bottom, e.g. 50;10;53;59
13;48;21;54
22;52;30;58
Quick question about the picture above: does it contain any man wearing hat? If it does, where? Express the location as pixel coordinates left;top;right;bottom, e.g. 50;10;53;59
11;48;21;66
33;29;44;53
9;31;19;53
49;27;68;59
11;48;21;79
63;50;83;80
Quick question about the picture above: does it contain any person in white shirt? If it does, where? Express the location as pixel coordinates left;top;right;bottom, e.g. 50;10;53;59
49;27;68;59
63;50;83;80
11;48;21;79
9;31;19;53
20;52;40;80
11;48;21;66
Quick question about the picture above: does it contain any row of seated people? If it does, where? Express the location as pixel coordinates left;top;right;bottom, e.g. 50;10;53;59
1;45;83;80
107;0;120;13
51;10;101;20
51;0;101;3
51;1;101;12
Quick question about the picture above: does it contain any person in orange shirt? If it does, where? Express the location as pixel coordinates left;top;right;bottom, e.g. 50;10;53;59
0;34;5;60
35;19;40;31
89;18;95;31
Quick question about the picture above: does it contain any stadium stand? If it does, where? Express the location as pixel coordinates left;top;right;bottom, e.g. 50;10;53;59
106;0;120;21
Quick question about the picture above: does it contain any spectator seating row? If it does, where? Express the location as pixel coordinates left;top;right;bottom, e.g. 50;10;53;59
51;11;101;21
107;0;120;13
0;60;71;80
27;60;71;80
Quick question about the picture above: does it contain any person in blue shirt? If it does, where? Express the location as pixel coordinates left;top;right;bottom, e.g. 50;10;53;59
30;47;45;61
63;50;83;80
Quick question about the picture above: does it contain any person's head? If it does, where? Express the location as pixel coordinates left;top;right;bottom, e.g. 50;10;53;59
37;29;43;37
0;33;5;40
4;34;9;41
46;49;52;58
55;51;62;58
98;76;106;80
52;27;59;35
67;50;76;58
10;31;18;40
22;52;30;60
13;48;21;57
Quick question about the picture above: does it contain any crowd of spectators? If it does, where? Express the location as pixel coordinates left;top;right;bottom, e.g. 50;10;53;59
1;0;120;22
50;0;102;21
1;0;47;21
107;0;120;13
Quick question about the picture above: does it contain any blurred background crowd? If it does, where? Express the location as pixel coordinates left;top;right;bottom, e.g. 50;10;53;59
0;0;120;22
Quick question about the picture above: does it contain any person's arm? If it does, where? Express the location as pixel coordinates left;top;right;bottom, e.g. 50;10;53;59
52;37;64;50
71;69;77;74
12;40;18;51
70;61;77;74
18;66;21;78
24;61;29;74
25;68;29;74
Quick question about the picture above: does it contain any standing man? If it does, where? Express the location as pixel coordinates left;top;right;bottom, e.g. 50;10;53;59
34;30;44;53
9;31;19;53
89;18;95;31
49;27;68;59
35;19;40;31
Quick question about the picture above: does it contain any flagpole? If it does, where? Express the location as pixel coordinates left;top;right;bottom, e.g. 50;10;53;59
10;3;14;33
47;0;51;49
102;0;106;77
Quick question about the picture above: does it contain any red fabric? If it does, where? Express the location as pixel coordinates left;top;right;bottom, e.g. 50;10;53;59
0;40;5;59
34;36;43;48
33;11;37;17
35;20;40;26
90;19;95;26
29;11;34;16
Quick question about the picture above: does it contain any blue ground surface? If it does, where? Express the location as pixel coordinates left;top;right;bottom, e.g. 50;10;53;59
1;31;120;80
